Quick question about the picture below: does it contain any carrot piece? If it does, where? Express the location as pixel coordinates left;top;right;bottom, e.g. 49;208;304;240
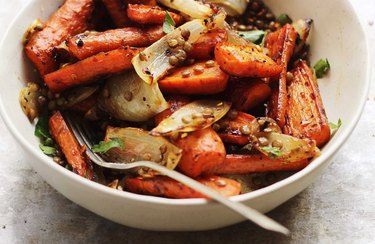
126;0;157;5
102;0;130;27
189;30;227;60
127;4;184;25
67;26;164;60
214;154;309;175
124;175;241;199
283;60;331;147
44;47;142;92
265;24;298;128
215;41;282;78
174;128;226;178
25;0;95;76
158;61;229;95
217;112;256;146
154;95;190;125
227;79;271;112
49;111;92;178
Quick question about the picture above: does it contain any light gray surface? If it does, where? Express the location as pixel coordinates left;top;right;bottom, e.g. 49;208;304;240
0;0;374;243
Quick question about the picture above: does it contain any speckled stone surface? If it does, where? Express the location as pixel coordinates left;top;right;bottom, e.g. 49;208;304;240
0;1;374;243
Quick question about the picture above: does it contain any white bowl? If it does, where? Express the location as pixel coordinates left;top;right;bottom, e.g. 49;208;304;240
0;0;370;231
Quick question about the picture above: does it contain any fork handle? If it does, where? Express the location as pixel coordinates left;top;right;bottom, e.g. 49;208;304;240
128;161;289;235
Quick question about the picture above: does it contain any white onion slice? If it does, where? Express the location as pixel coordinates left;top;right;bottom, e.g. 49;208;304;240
157;0;213;19
207;0;248;16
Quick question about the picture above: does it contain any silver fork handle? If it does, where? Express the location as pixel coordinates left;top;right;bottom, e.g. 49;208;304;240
120;160;289;235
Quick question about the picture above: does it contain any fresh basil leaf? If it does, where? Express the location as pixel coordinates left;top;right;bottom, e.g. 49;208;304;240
92;138;124;153
329;118;342;130
314;58;331;78
261;146;282;158
238;30;266;45
34;111;51;140
163;11;176;34
39;144;56;156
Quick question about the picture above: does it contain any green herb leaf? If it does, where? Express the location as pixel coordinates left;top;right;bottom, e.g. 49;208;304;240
261;146;283;158
92;138;124;153
329;118;342;130
34;111;51;141
314;58;331;78
163;11;176;34
276;14;293;26
238;30;266;45
39;144;56;156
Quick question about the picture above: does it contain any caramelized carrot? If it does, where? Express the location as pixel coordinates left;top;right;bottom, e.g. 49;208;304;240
154;95;190;125
44;47;142;92
189;30;227;60
25;0;94;76
102;0;130;27
174;128;226;178
227;79;271;112
67;26;164;60
158;61;229;95
124;175;241;199
49;111;92;177
127;4;184;25
126;0;157;5
265;24;298;128
215;41;282;78
214;154;309;175
283;60;331;147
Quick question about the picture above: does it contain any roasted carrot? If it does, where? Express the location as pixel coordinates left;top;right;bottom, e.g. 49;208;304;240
127;4;184;25
102;0;130;27
124;175;241;199
154;95;190;125
126;0;157;5
189;30;227;60
158;61;229;95
25;0;95;76
49;111;92;178
44;47;142;92
67;26;164;60
217;112;256;146
174;128;226;178
215;41;282;78
283;60;331;147
265;24;298;128
214;154;309;175
227;79;271;112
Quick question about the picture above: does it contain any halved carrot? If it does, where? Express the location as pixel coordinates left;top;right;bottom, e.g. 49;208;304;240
44;47;142;92
158;61;229;95
49;111;92;178
214;154;309;175
215;41;282;78
102;0;130;27
283;60;331;147
174;128;226;178
217;112;256;146
67;26;164;60
154;95;190;125
127;4;184;25
124;175;241;199
25;0;95;76
227;79;271;112
189;30;227;60
265;24;298;128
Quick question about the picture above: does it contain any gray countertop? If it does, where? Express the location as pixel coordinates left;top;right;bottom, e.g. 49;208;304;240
0;0;374;243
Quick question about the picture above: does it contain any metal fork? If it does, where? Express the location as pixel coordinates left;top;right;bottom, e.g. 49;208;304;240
63;112;289;235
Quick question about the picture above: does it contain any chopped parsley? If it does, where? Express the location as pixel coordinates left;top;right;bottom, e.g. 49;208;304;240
314;58;331;78
261;146;283;158
276;14;293;26
92;138;124;153
163;11;176;34
238;30;266;45
35;112;57;156
329;118;342;131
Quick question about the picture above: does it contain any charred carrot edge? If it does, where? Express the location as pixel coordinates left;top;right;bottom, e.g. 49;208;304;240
283;60;331;147
154;95;190;125
124;175;241;199
158;61;229;95
25;0;95;76
189;30;227;60
127;4;184;25
214;154;309;175
49;111;92;177
218;112;256;146
44;47;142;92
126;0;157;5
265;24;298;128
227;79;271;112
67;26;164;60
175;128;226;178
102;0;130;27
